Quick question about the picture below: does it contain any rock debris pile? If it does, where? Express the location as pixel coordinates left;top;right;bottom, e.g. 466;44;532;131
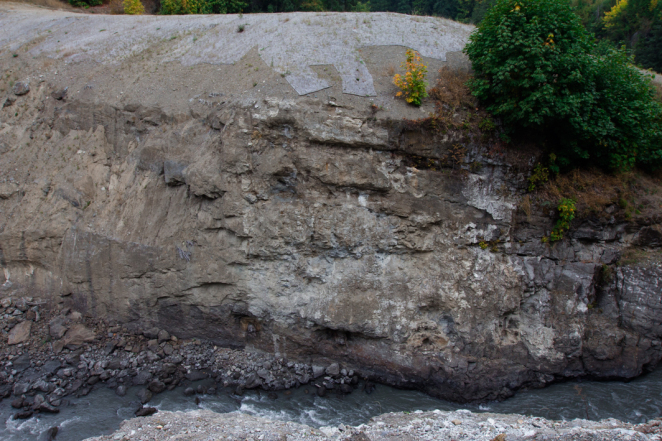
1;296;362;421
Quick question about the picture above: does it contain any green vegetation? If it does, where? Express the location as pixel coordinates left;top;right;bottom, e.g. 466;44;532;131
465;0;662;171
549;198;576;242
160;0;247;14
123;0;145;14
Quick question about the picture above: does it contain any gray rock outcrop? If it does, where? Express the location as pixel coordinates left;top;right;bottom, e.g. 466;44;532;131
1;5;661;403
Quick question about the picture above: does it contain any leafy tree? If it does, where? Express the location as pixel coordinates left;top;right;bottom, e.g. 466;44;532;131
465;0;662;170
636;20;662;71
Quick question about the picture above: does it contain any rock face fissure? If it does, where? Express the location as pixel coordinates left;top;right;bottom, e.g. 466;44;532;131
1;6;662;404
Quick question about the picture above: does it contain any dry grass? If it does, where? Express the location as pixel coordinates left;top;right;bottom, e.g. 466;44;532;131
108;0;123;13
0;0;75;10
537;168;662;221
654;81;662;103
428;66;477;111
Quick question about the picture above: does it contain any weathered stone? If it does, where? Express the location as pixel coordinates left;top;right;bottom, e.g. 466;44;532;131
136;388;152;404
62;324;96;348
133;371;153;386
186;369;208;382
12;81;30;96
157;329;170;343
325;363;340;376
312;366;325;379
13;410;33;420
148;380;166;394
135;407;158;417
49;316;69;339
143;327;160;339
115;385;127;397
183;387;195;396
12;353;31;372
8;320;31;345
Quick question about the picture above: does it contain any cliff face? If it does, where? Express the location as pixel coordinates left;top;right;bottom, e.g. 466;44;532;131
1;4;662;403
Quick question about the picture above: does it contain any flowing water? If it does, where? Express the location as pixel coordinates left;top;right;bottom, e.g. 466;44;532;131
2;369;662;441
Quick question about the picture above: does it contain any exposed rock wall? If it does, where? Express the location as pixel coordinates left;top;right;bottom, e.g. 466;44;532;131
1;5;662;403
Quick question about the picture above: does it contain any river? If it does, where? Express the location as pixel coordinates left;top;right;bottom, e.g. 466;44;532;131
2;369;661;440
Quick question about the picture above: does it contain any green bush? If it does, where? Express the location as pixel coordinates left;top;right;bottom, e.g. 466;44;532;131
464;0;662;171
160;0;247;14
68;0;102;7
124;0;145;14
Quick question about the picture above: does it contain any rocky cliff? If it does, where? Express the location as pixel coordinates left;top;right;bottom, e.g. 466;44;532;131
1;3;662;403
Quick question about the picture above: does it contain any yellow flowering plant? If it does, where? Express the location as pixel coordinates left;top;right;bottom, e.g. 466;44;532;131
393;49;428;107
549;198;576;242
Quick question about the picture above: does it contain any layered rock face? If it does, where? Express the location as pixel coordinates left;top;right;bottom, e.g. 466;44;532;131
1;5;662;403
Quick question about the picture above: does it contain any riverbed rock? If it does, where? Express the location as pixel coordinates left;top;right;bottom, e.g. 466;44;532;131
148;380;166;394
115;385;127;397
136;388;152;404
135;407;158;417
133;371;152;385
325;363;340;376
13;410;33;420
8;320;31;345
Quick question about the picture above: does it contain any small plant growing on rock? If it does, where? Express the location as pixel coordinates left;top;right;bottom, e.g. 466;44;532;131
549;198;576;242
123;0;144;14
393;49;428;107
528;163;549;192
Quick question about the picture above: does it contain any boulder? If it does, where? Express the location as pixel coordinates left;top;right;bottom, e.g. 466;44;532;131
12;353;31;372
133;370;153;385
135;407;158;417
115;385;127;397
13;410;33;420
49;317;68;339
148;380;166;394
12;81;29;96
185;369;209;382
326;363;340;376
136;388;152;404
312;365;325;378
62;324;96;348
157;329;170;343
244;373;262;389
36;402;60;413
143;327;160;339
8;320;31;345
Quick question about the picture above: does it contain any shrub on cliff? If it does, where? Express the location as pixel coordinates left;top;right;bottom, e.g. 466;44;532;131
123;0;145;14
464;0;662;171
160;0;247;14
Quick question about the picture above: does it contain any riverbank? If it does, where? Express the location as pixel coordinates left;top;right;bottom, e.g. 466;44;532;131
1;296;362;421
87;408;662;441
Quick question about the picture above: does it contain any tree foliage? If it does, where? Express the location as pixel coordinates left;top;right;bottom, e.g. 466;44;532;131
465;0;662;170
124;0;145;14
